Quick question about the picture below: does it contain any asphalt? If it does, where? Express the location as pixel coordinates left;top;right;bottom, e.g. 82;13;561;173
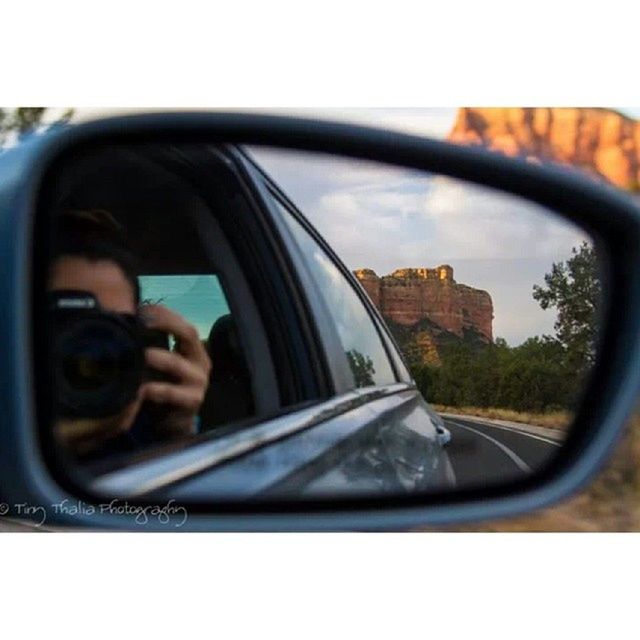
442;417;563;489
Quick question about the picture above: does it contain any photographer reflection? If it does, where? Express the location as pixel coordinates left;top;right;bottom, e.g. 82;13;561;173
49;210;211;459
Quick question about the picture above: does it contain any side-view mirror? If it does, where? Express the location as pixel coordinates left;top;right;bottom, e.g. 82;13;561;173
1;112;640;531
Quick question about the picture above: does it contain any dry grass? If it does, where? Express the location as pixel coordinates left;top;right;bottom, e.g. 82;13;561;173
432;404;572;430
427;413;640;532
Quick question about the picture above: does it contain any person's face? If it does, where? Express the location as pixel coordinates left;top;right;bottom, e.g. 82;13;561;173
49;255;136;314
49;256;140;454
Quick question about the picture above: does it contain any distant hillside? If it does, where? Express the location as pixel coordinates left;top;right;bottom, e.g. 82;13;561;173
448;107;640;191
384;316;488;367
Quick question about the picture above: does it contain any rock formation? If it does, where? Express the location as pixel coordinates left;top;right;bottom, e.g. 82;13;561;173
448;107;640;191
354;266;493;365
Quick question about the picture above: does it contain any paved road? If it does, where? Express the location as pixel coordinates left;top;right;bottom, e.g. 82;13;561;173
443;417;563;489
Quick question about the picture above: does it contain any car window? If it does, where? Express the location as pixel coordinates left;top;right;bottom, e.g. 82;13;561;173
139;274;231;341
271;194;397;389
137;273;254;434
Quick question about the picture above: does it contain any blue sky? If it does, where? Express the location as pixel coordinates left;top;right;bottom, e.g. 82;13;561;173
139;275;230;339
620;108;640;119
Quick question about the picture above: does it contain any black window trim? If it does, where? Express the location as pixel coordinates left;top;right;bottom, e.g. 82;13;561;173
239;165;357;395
221;146;334;404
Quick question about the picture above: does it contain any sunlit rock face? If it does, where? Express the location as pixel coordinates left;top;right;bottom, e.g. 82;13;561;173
354;266;493;344
448;107;640;191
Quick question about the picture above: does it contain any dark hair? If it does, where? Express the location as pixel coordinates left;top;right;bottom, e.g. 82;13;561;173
51;209;141;306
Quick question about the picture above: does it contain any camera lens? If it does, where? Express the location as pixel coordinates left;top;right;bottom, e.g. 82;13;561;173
54;317;143;418
62;326;131;389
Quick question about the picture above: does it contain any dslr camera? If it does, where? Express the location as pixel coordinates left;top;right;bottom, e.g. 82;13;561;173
50;290;170;419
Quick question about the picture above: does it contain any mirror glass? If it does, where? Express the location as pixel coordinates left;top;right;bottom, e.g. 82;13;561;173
38;142;604;502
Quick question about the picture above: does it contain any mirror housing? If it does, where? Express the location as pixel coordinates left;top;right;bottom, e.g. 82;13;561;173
2;112;640;531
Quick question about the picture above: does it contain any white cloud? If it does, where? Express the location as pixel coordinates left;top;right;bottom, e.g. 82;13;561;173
252;149;593;345
419;176;588;261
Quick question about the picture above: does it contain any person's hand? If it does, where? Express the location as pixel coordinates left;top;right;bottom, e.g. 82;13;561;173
139;305;212;438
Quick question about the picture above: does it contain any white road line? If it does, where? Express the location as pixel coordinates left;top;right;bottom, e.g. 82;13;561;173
453;419;563;447
447;420;532;473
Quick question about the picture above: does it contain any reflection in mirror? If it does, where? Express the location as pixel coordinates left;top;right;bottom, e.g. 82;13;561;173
248;147;604;493
39;142;604;502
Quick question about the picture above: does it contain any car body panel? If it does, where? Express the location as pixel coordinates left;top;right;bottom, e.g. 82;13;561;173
89;385;451;501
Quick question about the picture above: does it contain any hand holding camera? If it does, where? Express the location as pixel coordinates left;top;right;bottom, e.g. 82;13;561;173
138;304;212;438
51;292;211;456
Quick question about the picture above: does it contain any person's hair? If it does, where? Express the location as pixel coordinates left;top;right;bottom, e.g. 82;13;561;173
51;209;141;306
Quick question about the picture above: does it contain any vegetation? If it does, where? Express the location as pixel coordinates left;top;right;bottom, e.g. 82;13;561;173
410;242;600;415
532;241;601;375
0;107;73;148
411;336;577;413
346;349;376;387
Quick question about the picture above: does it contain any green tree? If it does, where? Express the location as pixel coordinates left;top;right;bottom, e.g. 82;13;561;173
411;335;576;413
0;107;73;148
346;349;376;388
533;241;601;375
497;336;570;411
412;363;441;403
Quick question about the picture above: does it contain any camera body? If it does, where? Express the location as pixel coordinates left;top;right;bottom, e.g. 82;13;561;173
50;291;170;419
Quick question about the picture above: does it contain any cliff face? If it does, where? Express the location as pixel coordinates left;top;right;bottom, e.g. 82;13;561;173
448;107;640;191
354;266;493;362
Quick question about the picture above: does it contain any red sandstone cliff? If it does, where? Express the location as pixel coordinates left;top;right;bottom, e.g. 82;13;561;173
354;266;493;345
448;107;640;191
